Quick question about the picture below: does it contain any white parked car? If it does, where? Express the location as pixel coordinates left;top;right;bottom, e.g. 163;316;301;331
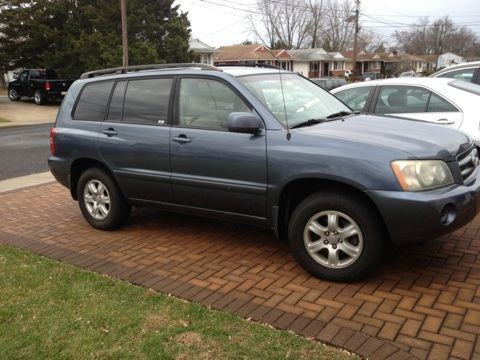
331;78;480;145
430;61;480;85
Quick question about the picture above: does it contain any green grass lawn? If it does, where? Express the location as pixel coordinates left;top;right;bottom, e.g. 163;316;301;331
0;245;356;360
0;117;10;123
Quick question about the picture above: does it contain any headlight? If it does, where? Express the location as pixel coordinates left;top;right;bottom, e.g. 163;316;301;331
391;160;454;191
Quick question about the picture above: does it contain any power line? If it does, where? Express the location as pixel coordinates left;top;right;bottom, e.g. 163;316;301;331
198;16;248;38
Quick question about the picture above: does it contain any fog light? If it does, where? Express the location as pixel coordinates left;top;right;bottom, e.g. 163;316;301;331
440;204;456;226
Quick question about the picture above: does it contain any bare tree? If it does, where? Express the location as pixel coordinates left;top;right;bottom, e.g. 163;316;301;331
356;30;383;53
250;0;314;49
394;16;479;57
317;0;355;51
307;0;324;48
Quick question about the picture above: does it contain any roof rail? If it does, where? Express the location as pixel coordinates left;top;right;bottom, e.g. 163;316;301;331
215;63;281;70
80;63;220;79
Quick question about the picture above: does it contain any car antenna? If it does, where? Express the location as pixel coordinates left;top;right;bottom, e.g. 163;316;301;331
276;54;291;140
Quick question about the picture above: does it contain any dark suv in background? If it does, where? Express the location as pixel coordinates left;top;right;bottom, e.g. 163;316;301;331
49;63;480;282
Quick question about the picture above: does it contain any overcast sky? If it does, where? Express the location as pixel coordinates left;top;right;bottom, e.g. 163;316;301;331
174;0;480;48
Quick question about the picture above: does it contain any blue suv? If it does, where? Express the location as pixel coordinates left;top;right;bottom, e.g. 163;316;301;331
48;64;480;281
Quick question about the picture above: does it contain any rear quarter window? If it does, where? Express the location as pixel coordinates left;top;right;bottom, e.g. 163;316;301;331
73;81;114;121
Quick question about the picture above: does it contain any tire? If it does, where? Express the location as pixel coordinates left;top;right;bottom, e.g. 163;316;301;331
8;88;21;101
288;191;385;282
77;167;131;230
33;90;46;105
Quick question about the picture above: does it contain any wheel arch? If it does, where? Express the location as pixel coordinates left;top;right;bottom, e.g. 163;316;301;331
276;177;389;241
69;158;119;200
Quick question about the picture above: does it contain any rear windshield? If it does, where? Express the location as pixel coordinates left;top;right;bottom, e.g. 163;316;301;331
449;80;480;96
30;69;58;79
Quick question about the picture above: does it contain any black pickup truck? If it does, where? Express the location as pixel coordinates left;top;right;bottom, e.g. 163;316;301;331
7;69;74;105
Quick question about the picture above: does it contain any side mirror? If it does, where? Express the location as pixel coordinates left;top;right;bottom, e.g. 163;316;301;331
227;112;263;134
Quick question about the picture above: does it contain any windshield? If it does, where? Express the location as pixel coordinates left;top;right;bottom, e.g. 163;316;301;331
238;73;351;128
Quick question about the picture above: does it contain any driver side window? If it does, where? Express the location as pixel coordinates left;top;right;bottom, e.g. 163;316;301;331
334;87;373;112
178;78;251;131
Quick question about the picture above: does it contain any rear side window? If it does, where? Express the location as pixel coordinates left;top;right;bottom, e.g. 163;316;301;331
73;81;114;120
374;86;430;114
123;78;173;125
427;93;458;112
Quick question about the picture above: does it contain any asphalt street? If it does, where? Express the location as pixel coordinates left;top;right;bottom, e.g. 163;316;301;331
0;123;52;180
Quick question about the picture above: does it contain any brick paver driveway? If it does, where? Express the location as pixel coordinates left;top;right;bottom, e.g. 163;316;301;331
1;183;480;359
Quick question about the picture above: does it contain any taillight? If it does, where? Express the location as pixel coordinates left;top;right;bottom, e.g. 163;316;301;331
44;81;51;91
50;128;57;155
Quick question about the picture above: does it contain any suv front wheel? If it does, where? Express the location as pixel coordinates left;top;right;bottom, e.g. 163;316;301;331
288;191;384;282
77;167;131;230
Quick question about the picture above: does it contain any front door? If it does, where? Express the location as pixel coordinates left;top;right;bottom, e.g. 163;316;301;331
97;77;174;203
170;77;268;218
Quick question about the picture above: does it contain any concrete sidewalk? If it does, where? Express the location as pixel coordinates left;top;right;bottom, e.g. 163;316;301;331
0;96;58;128
0;171;54;193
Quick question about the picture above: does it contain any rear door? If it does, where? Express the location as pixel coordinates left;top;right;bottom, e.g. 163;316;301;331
169;76;268;218
372;85;463;128
96;76;174;203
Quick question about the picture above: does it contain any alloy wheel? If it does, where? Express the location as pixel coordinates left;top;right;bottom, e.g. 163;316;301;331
303;210;363;269
83;179;111;220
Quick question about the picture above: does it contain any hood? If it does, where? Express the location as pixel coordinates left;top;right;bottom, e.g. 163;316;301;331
293;114;470;161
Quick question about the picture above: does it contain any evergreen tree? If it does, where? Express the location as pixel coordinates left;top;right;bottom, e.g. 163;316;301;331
0;0;193;78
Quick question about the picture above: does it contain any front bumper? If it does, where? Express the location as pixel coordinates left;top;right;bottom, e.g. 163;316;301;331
366;169;480;245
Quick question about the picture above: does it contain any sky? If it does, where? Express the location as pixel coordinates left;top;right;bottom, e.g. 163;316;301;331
174;0;480;48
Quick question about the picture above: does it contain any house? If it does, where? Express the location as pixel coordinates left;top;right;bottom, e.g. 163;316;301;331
342;50;382;75
415;54;437;73
272;49;295;71
214;44;277;66
189;38;216;65
437;52;464;69
287;48;349;77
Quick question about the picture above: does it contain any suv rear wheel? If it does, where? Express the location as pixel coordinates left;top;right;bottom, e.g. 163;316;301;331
288;191;384;282
77;167;131;230
34;90;46;105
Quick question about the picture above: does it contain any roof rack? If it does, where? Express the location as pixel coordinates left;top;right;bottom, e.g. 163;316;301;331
80;63;220;79
215;63;281;69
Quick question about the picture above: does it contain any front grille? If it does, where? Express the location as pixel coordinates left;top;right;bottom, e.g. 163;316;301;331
457;146;479;181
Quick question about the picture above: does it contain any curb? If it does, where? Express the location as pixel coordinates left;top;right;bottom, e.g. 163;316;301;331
0;172;55;193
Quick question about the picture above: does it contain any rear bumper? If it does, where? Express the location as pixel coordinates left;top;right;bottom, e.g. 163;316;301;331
48;156;70;189
366;169;480;245
44;92;66;98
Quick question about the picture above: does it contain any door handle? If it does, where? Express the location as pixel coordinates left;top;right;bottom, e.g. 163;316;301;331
173;135;191;144
102;128;118;136
437;118;455;125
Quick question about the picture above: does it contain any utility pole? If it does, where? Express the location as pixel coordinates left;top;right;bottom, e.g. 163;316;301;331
121;0;128;67
352;0;360;76
347;0;360;77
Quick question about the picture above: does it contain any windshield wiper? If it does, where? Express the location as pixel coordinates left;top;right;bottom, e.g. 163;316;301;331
290;111;360;129
326;110;359;119
290;118;325;129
